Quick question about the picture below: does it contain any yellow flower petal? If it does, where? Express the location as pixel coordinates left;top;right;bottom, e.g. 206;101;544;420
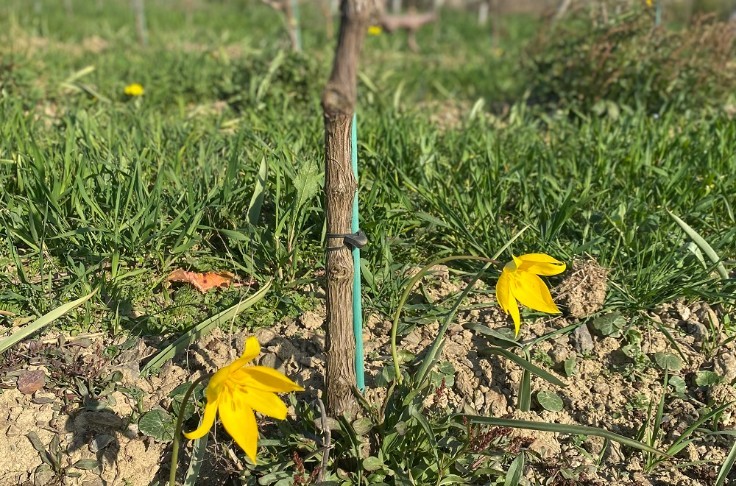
241;336;261;362
232;366;304;393
240;387;289;420
217;336;261;379
511;255;522;270
219;392;259;464
516;254;566;276
496;270;521;334
508;292;521;336
511;271;561;315
183;397;219;440
495;270;512;314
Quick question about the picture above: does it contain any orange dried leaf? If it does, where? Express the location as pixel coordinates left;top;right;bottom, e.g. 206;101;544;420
167;269;236;293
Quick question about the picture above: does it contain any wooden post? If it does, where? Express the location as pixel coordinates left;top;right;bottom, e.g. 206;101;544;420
320;0;335;40
322;0;374;417
284;0;302;51
131;0;148;47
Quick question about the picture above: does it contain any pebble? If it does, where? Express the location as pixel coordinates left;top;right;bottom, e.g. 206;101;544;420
89;434;115;453
686;320;708;342
473;389;484;410
572;324;595;354
33;466;55;486
675;301;691;321
714;351;736;384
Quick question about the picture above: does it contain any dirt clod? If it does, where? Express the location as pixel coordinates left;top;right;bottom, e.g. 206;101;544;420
556;257;608;318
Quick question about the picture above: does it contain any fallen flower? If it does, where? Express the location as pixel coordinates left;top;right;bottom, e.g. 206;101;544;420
495;253;566;336
184;337;303;463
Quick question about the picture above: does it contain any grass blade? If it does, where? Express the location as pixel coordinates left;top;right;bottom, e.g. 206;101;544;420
247;157;268;226
519;370;532;412
504;452;524;486
668;210;729;280
460;415;666;456
464;323;521;349
140;280;272;376
480;347;566;388
184;435;208;486
0;289;98;354
715;436;736;486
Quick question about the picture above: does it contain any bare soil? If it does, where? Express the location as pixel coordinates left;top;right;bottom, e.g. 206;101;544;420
1;259;734;485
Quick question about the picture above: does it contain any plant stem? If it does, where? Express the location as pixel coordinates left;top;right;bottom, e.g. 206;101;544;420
169;374;211;486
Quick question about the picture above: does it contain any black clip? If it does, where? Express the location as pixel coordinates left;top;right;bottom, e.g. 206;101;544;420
326;230;368;251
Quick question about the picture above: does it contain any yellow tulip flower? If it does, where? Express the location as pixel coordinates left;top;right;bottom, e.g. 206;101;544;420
495;253;566;336
184;337;303;464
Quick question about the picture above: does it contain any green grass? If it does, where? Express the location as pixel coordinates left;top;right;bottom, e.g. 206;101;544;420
1;0;734;336
2;0;736;484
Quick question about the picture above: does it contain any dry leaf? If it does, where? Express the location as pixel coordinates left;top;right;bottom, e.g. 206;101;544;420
166;269;237;293
17;370;46;395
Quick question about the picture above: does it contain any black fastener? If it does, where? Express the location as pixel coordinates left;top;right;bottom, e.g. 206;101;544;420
326;230;368;251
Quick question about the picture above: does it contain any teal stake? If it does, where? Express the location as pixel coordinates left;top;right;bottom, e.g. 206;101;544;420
351;113;365;391
655;0;662;26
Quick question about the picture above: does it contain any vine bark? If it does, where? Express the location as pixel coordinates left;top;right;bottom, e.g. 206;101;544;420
322;0;375;417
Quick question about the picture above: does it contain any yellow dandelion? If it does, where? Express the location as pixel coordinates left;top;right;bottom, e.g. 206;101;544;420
368;25;383;36
124;83;144;96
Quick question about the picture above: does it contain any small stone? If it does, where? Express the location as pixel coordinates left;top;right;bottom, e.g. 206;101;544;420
298;355;320;368
403;329;422;345
571;324;595;354
447;324;464;335
548;344;570;364
593;380;609;395
33;465;55;486
484;390;508;415
527;435;561;459
473;389;485;410
675;301;691;321
455;372;476;398
686;321;708;343
300;311;323;331
253;328;277;346
89;434;115;453
17;370;46;395
6;424;21;437
714;351;736;384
